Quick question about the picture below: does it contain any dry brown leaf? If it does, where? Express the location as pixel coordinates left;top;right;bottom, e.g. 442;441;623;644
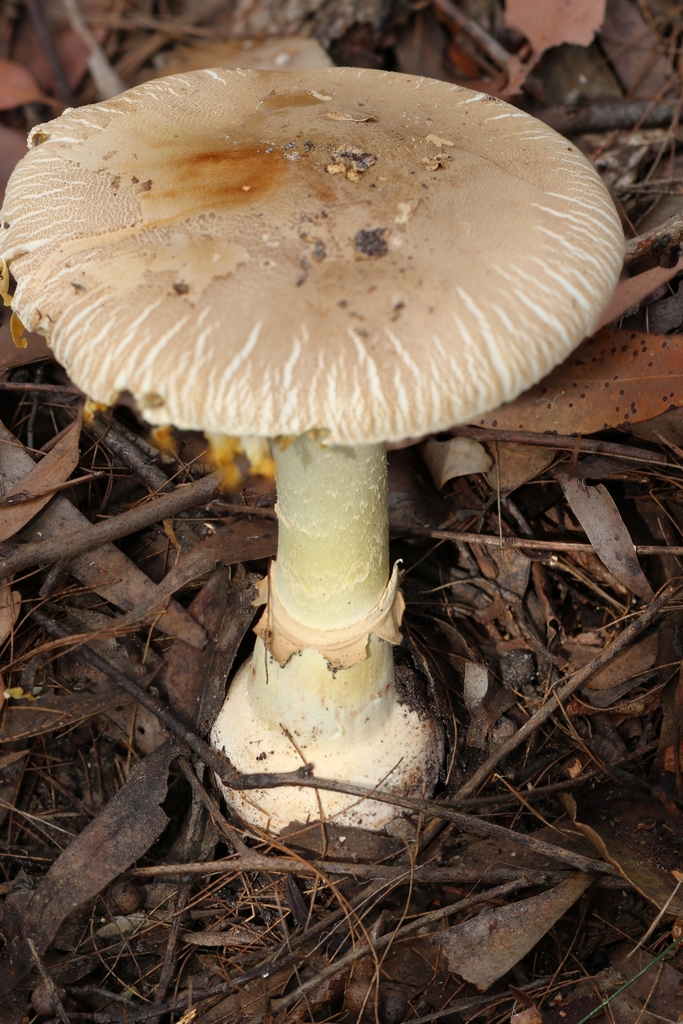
0;739;180;993
583;632;657;691
558;474;654;601
0;691;135;744
505;0;606;57
0;581;20;647
0;59;47;110
421;437;492;489
0;419;80;543
600;256;683;328
165;566;260;734
606;944;683;1023
510;1008;542;1024
599;0;672;99
478;328;683;436
485;442;555;493
0;749;27;771
437;873;593;991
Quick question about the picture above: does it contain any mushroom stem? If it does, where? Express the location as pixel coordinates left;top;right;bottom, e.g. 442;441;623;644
252;433;396;740
274;434;389;628
211;433;442;831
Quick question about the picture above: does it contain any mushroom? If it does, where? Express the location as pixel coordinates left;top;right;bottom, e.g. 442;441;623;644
0;67;624;832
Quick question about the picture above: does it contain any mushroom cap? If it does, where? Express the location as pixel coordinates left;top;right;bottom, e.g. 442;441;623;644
0;68;623;445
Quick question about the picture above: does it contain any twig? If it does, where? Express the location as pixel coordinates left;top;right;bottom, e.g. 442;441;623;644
431;0;513;69
0;471;103;508
23;0;76;106
0;471;222;576
60;0;126;99
537;99;678;136
0;383;82;395
84;416;173;493
209;500;277;518
130;853;565;886
27;938;71;1024
414;527;683;557
624;207;683;275
452;580;683;799
450;426;674;467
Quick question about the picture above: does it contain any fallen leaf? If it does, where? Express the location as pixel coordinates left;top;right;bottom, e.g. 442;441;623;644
0;748;27;771
606;943;683;1023
0;580;20;646
0;419;80;543
421;437;492;489
510;1008;543;1024
438;874;593;991
505;0;606;57
485;442;555;493
582;633;657;692
0;738;181;994
599;0;672;99
558;474;654;601
0;58;47;110
600;255;683;328
0;420;206;648
477;328;683;435
27;27;103;95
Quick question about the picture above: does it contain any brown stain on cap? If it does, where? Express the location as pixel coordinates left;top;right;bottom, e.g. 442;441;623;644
157;145;286;217
58;105;291;226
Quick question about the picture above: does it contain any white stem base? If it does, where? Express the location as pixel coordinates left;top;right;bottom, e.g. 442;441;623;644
211;649;443;832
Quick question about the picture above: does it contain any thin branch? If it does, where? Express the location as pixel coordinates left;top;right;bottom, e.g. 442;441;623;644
0;472;222;576
414;527;683;557
450;426;674;468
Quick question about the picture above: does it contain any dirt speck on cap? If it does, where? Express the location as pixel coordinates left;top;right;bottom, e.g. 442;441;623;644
354;227;387;257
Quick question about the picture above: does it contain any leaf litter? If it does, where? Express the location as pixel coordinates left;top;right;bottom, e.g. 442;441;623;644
5;1;683;1022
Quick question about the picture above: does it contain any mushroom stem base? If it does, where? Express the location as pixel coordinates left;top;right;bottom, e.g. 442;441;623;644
211;652;443;833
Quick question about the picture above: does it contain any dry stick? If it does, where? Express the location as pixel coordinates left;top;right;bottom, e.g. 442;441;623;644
538;99;678;136
0;471;104;508
624;207;683;274
84;416;173;493
414;527;683;557
0;471;222;576
130;853;565;887
0;382;82;395
431;0;513;69
27;938;71;1024
451;426;674;468
61;0;126;99
23;0;76;106
452;580;683;800
28;611;617;878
